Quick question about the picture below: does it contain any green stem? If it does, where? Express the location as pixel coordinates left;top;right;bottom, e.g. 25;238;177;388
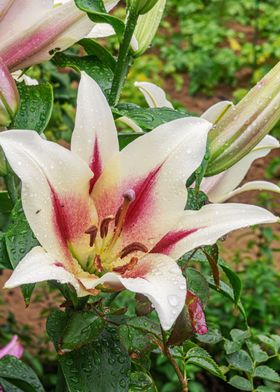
4;172;18;204
161;328;189;392
109;7;139;106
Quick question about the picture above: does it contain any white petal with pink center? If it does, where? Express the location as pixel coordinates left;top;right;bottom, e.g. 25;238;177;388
151;203;278;260
0;130;97;266
92;116;212;250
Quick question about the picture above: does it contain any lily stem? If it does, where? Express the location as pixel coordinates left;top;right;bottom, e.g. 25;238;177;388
161;327;188;392
109;6;139;106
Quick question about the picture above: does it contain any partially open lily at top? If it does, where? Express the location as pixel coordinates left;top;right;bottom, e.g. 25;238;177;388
0;73;278;330
134;81;280;203
0;0;119;72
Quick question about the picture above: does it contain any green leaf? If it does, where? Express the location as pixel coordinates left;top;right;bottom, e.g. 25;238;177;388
59;328;131;392
0;356;45;392
118;132;142;150
113;105;188;131
0;378;23;392
271;334;280;352
186;189;208;211
125;317;161;338
186;347;225;380
226;350;254;373
230;329;251;343
254;366;280;383
62;311;105;351
0;231;12;269
129;372;154;391
75;0;125;39
53;53;114;96
0;191;13;214
224;339;242;355
228;375;252;391
185;268;209;306
202;245;220;288
12;83;53;133
257;335;276;352
5;201;39;304
46;310;70;351
207;276;247;322
246;342;269;364
196;328;223;345
219;261;242;304
256;387;278;392
79;38;116;71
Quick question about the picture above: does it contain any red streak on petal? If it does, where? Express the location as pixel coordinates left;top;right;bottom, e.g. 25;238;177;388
151;228;200;255
54;262;65;268
49;182;91;251
89;138;102;193
123;164;163;230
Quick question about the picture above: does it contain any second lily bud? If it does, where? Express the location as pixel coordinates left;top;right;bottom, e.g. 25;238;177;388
0;59;19;127
206;61;280;176
127;0;160;15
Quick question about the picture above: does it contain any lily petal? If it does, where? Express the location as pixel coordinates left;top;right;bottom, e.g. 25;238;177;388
201;135;280;202
151;203;278;259
87;23;115;39
0;130;97;264
201;101;233;124
71;72;119;191
0;0;52;50
218;180;280;202
135;81;173;108
0;1;94;71
4;247;84;295
80;253;186;330
92;117;212;249
0;336;23;360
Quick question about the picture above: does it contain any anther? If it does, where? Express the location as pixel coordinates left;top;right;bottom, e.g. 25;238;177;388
100;216;114;239
85;225;98;247
120;242;148;259
113;257;138;274
94;255;103;273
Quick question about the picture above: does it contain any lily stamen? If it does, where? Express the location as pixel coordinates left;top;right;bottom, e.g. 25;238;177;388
113;257;138;274
100;216;114;239
85;225;98;247
120;242;149;259
94;255;103;273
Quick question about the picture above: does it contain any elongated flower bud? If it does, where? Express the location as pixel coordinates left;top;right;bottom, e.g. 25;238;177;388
207;61;280;176
133;0;166;56
127;0;160;15
0;58;19;126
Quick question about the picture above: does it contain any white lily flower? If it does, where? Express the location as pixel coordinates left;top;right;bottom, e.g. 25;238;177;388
135;81;280;203
0;0;119;72
0;73;278;330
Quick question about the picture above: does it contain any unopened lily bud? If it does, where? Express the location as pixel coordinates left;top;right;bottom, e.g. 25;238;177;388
132;0;166;56
207;61;280;176
127;0;160;15
0;59;19;126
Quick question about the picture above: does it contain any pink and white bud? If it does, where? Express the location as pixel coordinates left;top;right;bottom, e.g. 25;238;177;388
186;291;208;335
207;61;280;175
0;58;19;126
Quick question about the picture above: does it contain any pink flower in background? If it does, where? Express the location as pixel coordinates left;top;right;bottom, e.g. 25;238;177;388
0;336;23;359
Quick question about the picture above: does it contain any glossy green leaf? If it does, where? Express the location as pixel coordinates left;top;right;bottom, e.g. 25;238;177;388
75;0;125;39
219;261;242;304
5;201;39;304
167;305;193;346
254;366;280;383
79;38;116;71
226;350;253;373
230;329;251;343
0;356;45;392
196;328;223;345
0;231;11;269
113;105;188;131
224;339;242;355
185;268;209;306
186;347;225;380
118;132;142;150
246;343;269;364
186;189;208;211
0;378;22;392
257;335;277;352
59;328;131;392
12;83;53;133
53;53;114;97
228;375;252;391
129;371;154;391
0;191;13;213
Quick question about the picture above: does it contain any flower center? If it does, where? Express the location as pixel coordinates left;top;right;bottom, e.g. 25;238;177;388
83;189;148;276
